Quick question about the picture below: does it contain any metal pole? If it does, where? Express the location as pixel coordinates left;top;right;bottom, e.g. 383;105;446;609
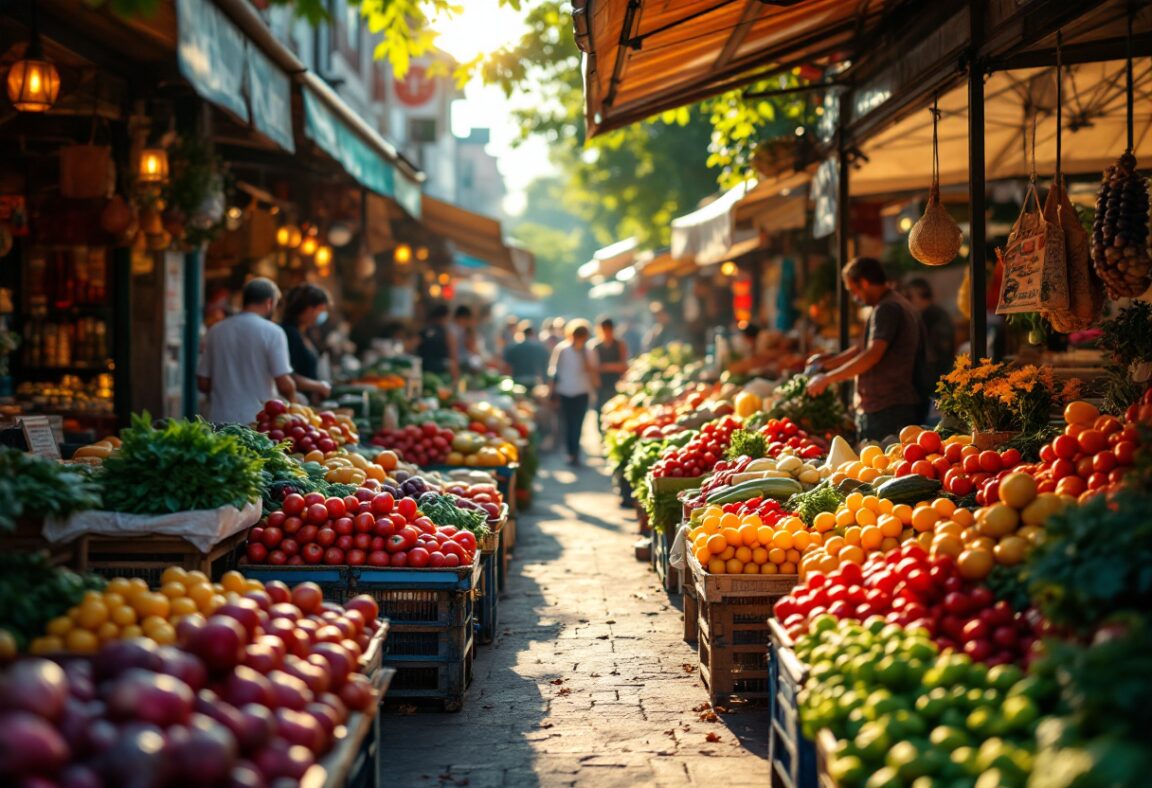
183;251;203;419
837;146;851;352
968;3;988;360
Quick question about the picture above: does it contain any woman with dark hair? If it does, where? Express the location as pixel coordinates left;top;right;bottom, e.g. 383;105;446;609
281;284;333;404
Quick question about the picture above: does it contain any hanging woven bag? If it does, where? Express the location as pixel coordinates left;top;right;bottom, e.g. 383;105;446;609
909;99;964;266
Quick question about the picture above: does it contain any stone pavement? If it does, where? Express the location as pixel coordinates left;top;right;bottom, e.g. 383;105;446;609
378;445;771;787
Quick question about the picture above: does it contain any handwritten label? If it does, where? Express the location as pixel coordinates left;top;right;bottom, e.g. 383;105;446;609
19;416;61;459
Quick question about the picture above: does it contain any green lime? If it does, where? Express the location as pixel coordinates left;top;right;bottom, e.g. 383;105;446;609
930;725;969;751
876;655;907;689
1002;695;1039;732
854;721;891;762
830;755;867;787
865;766;904;788
987;663;1023;692
950;746;979;775
886;741;928;781
966;707;995;737
812;613;838;633
915;691;948;721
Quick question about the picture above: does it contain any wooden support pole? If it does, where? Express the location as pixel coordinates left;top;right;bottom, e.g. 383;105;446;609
968;2;988;360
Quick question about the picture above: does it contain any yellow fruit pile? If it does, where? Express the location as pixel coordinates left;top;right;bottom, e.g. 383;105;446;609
931;473;1072;580
799;493;943;576
689;508;823;575
830;444;892;485
301;449;388;485
28;568;264;655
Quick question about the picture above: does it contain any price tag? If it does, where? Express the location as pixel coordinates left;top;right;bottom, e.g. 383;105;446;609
19;415;61;459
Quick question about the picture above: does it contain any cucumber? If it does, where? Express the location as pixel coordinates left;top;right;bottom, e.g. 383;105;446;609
875;475;943;504
706;476;804;504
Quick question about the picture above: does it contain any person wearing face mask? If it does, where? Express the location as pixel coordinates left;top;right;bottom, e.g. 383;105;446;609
281;284;334;405
806;257;927;443
197;277;297;424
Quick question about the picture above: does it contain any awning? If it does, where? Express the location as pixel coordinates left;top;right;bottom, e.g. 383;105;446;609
579;237;638;281
637;251;694;280
848;58;1152;196
175;0;294;152
581;0;891;136
421;195;515;274
671;181;759;266
302;73;423;218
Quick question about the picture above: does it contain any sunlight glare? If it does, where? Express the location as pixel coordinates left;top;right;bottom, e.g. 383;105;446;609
430;0;529;63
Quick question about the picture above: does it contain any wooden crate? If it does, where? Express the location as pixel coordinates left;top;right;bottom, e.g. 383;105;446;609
690;554;798;706
477;528;501;645
683;579;699;643
652;524;680;593
80;530;247;585
1;518;78;566
814;730;839;788
769;619;817;788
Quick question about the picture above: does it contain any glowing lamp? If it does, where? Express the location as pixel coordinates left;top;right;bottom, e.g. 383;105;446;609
720;261;738;277
429;284;442;297
437;272;450;285
314;245;333;267
138;148;169;184
415;246;430;262
394;243;412;265
6;33;60;113
300;236;319;256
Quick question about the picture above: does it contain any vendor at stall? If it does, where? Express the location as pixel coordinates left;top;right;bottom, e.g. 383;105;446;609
806;257;926;443
281;284;333;405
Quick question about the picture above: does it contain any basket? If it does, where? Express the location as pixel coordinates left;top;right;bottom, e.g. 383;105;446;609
909;185;962;266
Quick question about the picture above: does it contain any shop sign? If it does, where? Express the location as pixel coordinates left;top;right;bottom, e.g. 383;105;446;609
176;0;248;123
393;64;437;107
19;415;60;459
245;43;295;153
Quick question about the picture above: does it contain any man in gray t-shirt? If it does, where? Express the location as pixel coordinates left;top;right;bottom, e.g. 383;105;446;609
806;258;925;443
197;278;297;425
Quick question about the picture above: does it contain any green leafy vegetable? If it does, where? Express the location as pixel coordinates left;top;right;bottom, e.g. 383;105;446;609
785;481;846;526
100;414;265;514
0;449;102;531
417;492;490;539
725;428;768;461
768;375;850;434
0;553;105;649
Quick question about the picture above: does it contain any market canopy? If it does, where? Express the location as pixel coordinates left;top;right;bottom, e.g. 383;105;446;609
301;73;423;218
578;237;638;281
848;58;1152;197
578;0;891;136
421;195;517;276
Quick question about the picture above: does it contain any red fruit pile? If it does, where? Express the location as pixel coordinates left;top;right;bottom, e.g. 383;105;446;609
1035;416;1140;500
370;423;454;466
254;400;356;455
773;543;1041;667
245;491;477;569
652;416;742;479
0;585;381;785
894;431;1022;499
759;418;824;460
441;481;504;520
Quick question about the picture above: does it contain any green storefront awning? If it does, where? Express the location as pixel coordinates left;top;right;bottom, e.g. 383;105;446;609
176;0;295;153
301;75;422;218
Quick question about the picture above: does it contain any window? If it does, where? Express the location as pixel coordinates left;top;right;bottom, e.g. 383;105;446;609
409;118;438;144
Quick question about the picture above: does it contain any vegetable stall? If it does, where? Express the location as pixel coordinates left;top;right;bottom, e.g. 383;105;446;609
599;313;1152;786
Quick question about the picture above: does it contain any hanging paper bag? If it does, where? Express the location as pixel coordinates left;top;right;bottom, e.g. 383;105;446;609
995;183;1068;315
1043;180;1104;332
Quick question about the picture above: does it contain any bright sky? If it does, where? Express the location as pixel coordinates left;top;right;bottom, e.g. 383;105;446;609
430;0;557;218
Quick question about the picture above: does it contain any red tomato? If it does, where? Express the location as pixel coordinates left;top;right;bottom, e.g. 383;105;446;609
262;527;284;548
978;451;1003;473
282;494;306;517
246;543;268;563
1037;479;1056;494
266;511;287;529
282;516;303;535
931;457;953;478
1000;448;1021;468
304;492;326;508
894;461;913;477
945;471;973;497
280;538;299;557
325;497;347;520
302;543;325;564
1038;444;1057;464
397;497;419;521
962;455;982;474
324;548;345;565
297;525;318;544
944;443;965;464
1114;441;1137;466
355;513;376;533
1075;457;1096;479
1050;458;1076;481
333;517;354;537
1077;429;1107;455
267;550;287;566
1086;472;1109;491
306;503;330;526
1056;476;1086;497
917;431;943;454
903;444;927;463
1052;435;1079;461
911;460;937;479
370;494;395;516
1092;451;1117;474
317;527;337;547
408;547;431;568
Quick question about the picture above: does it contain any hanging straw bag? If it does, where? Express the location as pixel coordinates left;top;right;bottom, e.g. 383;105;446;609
909;100;964;266
996;182;1068;315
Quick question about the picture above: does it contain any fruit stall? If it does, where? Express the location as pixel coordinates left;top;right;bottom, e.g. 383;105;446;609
600;304;1152;786
0;367;539;783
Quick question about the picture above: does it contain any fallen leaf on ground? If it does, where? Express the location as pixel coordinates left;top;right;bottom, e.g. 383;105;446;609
549;678;565;685
692;702;711;712
590;672;601;678
664;730;675;737
705;732;722;743
558;687;572;696
540;723;554;729
699;711;718;722
682;663;695;673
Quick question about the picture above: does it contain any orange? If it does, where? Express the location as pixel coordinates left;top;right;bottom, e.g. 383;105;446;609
96;622;120;642
695;545;712;566
843;526;862;547
723;528;743;547
76;600;109;630
707;534;728;555
701;516;722;535
792;531;812;551
102;592;125;610
743;563;761;575
735;546;753;563
878;515;903;538
188;584;215;610
779;561;797;574
835;508;857;528
771;531;794;550
917;531;936;551
878;498;895;515
807;531;825;547
725;558;745;574
739;524;760;547
781;516;805;533
768;547;787;564
838;545;865;564
934;521;963;540
892;504;914;525
105;577;134;597
719;546;736;561
762;562;779;575
880;537;900;552
752;547;769;564
861;495;883;513
860;445;884;466
741;514;764;529
899;425;924;443
957;549;994;580
858;468;881;484
844;492;864;511
160;581;187;600
817;553;840;574
813;512;837;533
133;593;170;620
951;508;975;528
824;536;845;557
860;525;883;550
872;455;891;471
161;566;189;586
221;570;248;594
756;525;776;545
46;616;73;637
911;506;939;533
111;605;137;627
1064;400;1099;426
932;498;957;518
994;536;1029;566
708;559;728;574
785;548;801;564
127;577;149;596
65;629;100;654
719;512;741;530
978;504;1020;538
932;534;964;558
120;625;144;640
999;473;1039;510
969;536;997;552
149;622;177;645
854;508;877;527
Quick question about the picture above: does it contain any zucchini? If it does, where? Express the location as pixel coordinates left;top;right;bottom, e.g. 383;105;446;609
706;476;804;504
876;475;943;504
728;470;791;484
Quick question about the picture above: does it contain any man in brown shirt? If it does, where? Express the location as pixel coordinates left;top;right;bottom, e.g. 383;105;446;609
807;257;926;443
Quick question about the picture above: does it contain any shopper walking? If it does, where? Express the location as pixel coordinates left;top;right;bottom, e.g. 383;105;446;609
281;284;333;405
197;277;297;425
549;321;599;466
504;321;550;388
806;257;926;444
591;317;629;429
417;304;460;381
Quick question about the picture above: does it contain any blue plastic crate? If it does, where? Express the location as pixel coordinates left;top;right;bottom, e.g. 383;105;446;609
238;565;351;603
477;545;500;644
769;621;816;788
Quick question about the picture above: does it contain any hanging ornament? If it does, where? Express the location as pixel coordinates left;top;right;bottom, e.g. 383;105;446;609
909;97;964;266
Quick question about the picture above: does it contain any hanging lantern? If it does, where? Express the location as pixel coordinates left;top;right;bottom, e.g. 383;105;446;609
394;243;412;265
138;148;169;184
300;235;318;256
6;25;61;113
276;224;302;248
314;245;333;267
437;272;451;285
415;246;430;262
720;261;738;277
